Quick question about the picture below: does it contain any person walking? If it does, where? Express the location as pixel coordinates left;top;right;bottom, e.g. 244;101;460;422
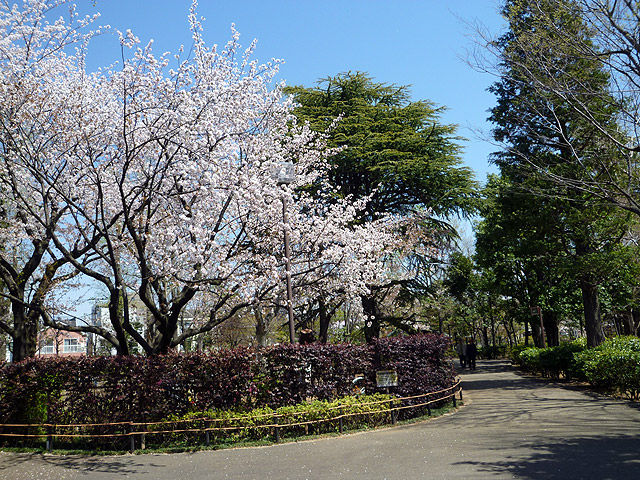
455;338;467;368
466;339;478;370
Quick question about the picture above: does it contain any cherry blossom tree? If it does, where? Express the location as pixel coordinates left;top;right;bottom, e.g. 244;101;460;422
0;0;431;357
0;0;111;361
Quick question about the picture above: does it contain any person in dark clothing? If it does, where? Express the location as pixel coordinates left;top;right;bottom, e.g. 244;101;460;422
456;338;467;368
299;328;315;345
466;339;478;370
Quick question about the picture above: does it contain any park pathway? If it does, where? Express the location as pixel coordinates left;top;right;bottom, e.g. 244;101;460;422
2;360;640;479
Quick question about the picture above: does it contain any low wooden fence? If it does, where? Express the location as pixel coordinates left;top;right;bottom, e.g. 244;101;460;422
0;380;462;453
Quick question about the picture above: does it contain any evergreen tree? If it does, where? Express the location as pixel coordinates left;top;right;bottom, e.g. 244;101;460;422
487;0;634;346
286;72;478;341
286;72;477;220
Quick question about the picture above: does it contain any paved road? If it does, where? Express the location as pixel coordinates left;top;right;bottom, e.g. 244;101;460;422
2;360;640;479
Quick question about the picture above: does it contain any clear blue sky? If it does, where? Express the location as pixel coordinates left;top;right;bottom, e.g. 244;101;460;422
78;0;505;185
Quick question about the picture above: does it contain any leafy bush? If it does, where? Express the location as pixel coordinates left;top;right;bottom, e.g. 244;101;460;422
541;341;587;379
147;393;398;447
515;337;640;400
478;345;507;359
516;339;587;379
509;344;529;364
575;336;640;399
517;347;542;371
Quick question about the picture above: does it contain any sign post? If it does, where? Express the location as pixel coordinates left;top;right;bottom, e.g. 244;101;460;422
376;370;398;389
376;370;399;425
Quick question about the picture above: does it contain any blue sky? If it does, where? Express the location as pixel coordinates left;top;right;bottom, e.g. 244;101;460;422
79;0;505;184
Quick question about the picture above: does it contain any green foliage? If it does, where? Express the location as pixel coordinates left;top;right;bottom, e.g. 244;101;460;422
517;346;543;371
575;337;640;399
480;0;638;348
285;71;478;220
147;393;397;447
477;345;507;359
508;344;529;364
287;72;479;338
516;337;640;399
516;339;587;378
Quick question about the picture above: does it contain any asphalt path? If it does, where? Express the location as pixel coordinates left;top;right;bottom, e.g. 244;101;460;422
2;359;640;479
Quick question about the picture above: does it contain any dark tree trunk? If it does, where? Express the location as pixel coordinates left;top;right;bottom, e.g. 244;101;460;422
623;310;640;336
107;290;130;356
580;275;605;347
543;310;559;347
254;307;268;347
11;311;38;363
530;320;543;347
361;295;380;344
318;299;330;344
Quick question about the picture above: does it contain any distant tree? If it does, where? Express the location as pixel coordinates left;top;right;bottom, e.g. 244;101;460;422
286;72;477;219
476;175;588;347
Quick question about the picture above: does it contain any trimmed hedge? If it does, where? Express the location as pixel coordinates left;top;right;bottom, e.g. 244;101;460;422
575;336;640;400
514;336;640;399
0;334;454;434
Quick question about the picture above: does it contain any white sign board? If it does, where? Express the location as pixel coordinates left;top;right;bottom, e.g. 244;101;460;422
376;370;398;388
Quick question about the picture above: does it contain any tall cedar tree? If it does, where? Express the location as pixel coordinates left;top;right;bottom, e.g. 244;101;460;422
286;72;477;341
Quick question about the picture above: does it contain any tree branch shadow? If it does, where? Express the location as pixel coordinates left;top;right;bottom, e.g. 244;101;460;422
455;435;640;479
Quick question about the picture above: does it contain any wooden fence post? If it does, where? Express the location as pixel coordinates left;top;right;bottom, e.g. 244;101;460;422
129;423;135;453
140;425;146;450
46;425;53;452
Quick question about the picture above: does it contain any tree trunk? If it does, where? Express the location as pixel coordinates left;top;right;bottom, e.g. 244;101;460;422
580;276;605;347
624;310;640;336
318;299;330;344
543;310;559;347
482;326;489;353
254;307;268;347
0;298;10;362
361;295;380;344
530;318;544;348
107;290;130;356
10;302;38;363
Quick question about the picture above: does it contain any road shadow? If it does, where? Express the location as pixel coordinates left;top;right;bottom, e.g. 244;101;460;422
0;452;166;476
461;360;640;410
455;434;640;479
457;360;547;392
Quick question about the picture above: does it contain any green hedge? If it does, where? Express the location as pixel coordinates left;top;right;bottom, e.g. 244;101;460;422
575;337;640;400
514;337;640;399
